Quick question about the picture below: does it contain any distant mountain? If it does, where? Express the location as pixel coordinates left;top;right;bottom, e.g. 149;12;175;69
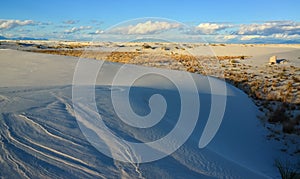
12;37;48;41
131;38;170;42
0;36;8;40
0;35;48;41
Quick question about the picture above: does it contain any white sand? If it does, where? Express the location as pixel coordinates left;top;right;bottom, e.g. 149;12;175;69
0;49;293;178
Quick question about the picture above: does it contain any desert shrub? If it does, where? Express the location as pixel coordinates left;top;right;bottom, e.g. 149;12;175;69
282;121;295;134
230;59;239;63
279;72;285;79
142;43;152;49
275;160;299;179
286;82;293;90
268;106;289;123
290;105;296;111
161;46;170;51
266;93;277;101
292;76;300;83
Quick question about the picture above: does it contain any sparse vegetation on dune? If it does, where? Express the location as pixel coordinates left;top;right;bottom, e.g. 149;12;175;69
105;51;142;63
217;62;300;136
217;55;248;60
31;49;84;57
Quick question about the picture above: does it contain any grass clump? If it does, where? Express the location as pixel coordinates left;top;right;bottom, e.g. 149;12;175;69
275;160;299;179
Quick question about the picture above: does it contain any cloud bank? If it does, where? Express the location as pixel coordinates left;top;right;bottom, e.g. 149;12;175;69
224;21;300;42
107;21;182;35
64;26;92;34
1;18;299;43
0;20;35;30
192;23;233;34
238;21;300;35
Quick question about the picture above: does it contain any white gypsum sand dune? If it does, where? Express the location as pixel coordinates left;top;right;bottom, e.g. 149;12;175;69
0;49;292;178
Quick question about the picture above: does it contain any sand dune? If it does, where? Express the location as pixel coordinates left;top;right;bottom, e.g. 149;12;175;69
0;49;295;178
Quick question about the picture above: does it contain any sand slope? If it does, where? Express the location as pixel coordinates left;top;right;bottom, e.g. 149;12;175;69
0;50;283;178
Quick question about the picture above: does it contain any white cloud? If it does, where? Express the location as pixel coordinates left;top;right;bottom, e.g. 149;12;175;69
233;21;300;42
107;21;182;35
88;30;104;35
2;19;299;43
238;21;300;35
234;33;300;42
0;19;35;30
184;23;234;35
194;23;233;34
95;30;104;34
223;35;238;40
64;26;92;34
240;35;262;41
271;33;300;40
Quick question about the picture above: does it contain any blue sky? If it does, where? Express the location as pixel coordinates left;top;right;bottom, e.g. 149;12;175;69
0;0;299;43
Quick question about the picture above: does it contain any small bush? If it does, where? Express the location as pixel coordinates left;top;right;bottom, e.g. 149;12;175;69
282;121;295;134
292;76;300;83
268;106;289;123
275;160;299;179
142;43;152;49
161;46;170;51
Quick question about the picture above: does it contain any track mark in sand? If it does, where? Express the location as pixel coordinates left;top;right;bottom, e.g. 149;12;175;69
124;145;145;179
50;92;76;117
74;102;145;178
134;162;144;179
3;121;105;178
22;135;89;166
1;121;31;179
18;114;79;147
0;95;9;102
1;148;31;179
